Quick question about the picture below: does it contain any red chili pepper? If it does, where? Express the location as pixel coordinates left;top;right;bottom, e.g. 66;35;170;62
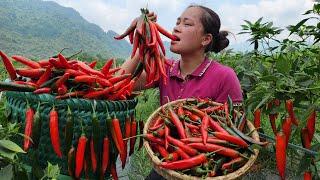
57;84;68;95
83;87;113;99
175;147;190;159
221;157;244;171
160;153;207;170
184;110;201;122
269;114;278;135
24;106;34;151
212;132;249;148
55;72;70;88
57;54;71;69
253;108;261;129
154;27;166;56
181;137;228;145
129;115;137;156
33;87;51;94
304;171;312;180
96;77;112;87
200;113;209;145
166;152;179;161
155;144;169;160
306;109;316;141
108;74;131;84
168;107;187;139
110;162;118;180
36;67;52;86
49;107;62;158
11;55;41;69
285;100;299;126
49;58;64;69
101;137;110;177
154;22;178;41
208;116;229;135
65;69;86;77
110;114;126;169
16;68;45;78
89;137;97;173
148;116;163;131
282;117;292;147
164;125;169;150
88;60;97;68
144;133;165;146
189;142;241;158
167;136;198;156
75;134;87;178
114;18;138;40
101;58;114;76
129;31;134;44
77;61;105;78
276;131;286;180
131;32;140;58
301;127;311;149
38;59;51;67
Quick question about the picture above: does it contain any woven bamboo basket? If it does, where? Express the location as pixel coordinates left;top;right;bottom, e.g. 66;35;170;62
143;99;259;180
5;91;138;178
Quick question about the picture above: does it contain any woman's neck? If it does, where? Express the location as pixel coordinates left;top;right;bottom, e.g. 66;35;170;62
179;52;206;79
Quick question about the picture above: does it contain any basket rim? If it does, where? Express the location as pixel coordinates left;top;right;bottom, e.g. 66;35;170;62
143;98;259;180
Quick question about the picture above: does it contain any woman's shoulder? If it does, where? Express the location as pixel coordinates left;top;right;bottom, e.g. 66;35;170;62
208;59;236;75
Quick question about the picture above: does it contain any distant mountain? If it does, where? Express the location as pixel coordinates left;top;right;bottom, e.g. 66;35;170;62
0;0;131;59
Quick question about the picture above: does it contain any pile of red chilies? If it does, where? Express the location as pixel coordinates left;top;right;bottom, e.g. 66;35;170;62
22;101;144;179
0;50;137;100
114;8;178;87
144;98;266;177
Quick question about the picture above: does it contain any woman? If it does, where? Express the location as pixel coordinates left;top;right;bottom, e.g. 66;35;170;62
121;4;243;179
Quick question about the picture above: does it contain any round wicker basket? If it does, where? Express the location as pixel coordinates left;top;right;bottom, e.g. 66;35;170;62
143;99;259;180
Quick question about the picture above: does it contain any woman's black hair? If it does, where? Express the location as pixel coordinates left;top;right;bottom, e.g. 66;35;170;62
188;5;229;53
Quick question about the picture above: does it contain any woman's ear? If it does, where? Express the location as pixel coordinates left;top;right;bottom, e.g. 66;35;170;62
201;33;213;47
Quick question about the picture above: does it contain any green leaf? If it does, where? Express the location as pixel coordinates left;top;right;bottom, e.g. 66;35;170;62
45;162;60;179
0;146;16;160
0;140;25;153
260;75;278;82
275;55;291;74
289;18;310;35
314;133;320;143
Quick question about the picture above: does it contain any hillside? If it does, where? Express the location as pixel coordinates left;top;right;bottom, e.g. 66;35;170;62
0;0;131;59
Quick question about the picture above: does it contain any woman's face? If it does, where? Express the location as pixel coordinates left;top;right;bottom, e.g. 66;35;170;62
170;7;208;55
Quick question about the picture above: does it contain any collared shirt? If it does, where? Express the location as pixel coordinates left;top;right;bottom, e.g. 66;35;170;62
158;58;243;105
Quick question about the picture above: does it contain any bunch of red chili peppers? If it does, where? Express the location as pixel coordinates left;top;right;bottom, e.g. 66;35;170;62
144;98;265;177
114;8;178;87
22;100;143;179
254;99;317;180
0;50;137;101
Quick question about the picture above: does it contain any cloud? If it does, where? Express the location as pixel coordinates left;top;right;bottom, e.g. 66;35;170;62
213;0;315;46
46;0;315;50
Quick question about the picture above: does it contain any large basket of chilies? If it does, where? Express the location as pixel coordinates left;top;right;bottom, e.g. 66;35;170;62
5;91;138;179
0;50;141;179
144;98;265;180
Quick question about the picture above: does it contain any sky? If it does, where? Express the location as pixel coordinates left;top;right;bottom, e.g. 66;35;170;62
45;0;316;51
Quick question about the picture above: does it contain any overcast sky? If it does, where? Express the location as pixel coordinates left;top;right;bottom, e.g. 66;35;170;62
45;0;315;51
